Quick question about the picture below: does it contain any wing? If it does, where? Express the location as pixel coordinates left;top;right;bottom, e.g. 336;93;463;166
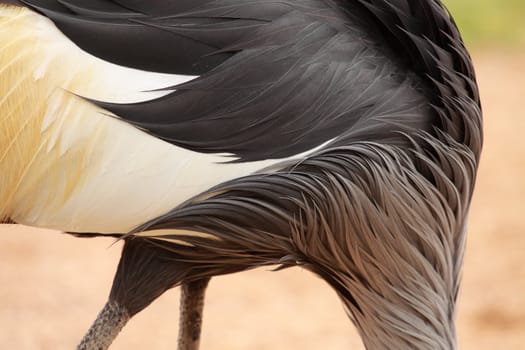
22;0;435;162
1;0;439;233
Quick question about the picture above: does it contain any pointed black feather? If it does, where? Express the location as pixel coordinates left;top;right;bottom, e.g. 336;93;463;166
21;0;479;163
111;0;214;16
57;0;141;18
22;0;232;74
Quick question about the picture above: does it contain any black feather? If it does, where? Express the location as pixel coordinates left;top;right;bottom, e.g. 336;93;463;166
22;0;441;161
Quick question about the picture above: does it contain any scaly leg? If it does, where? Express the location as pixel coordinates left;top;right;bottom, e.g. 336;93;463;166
77;238;192;350
77;301;129;350
178;278;211;350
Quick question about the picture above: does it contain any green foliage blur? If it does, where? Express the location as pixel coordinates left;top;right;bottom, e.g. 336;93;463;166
443;0;525;47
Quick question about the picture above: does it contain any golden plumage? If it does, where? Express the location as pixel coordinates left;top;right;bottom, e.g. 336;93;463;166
0;8;87;222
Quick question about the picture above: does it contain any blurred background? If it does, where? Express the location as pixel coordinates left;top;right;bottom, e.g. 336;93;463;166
446;0;525;47
0;1;524;349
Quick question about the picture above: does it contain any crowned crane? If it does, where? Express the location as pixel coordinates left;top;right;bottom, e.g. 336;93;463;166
0;0;482;349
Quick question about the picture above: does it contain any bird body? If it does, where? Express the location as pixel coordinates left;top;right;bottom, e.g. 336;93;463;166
0;6;330;233
0;1;482;349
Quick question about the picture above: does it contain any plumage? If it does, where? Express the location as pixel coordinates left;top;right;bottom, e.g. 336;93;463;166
0;1;482;349
19;0;438;162
0;6;329;233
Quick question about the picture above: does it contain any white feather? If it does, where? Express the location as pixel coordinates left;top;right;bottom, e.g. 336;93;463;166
31;13;197;103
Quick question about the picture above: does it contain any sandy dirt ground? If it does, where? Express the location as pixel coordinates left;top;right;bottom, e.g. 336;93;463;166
1;50;524;349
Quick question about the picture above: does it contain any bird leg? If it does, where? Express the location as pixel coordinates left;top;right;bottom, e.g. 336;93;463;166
77;238;192;350
178;278;211;350
77;300;129;350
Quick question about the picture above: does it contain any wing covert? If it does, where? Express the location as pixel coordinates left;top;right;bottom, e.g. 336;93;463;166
21;0;436;162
